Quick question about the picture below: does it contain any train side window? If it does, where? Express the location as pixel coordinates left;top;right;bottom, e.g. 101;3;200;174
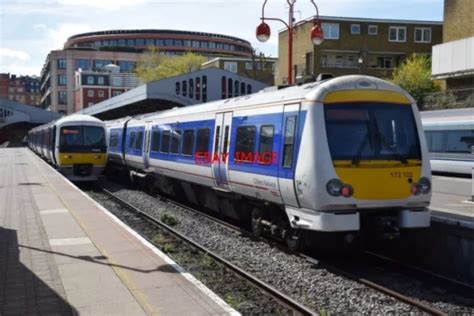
235;126;256;163
428;131;446;152
195;128;210;156
135;131;143;150
161;131;170;153
282;116;296;168
258;125;274;165
447;130;474;153
214;126;221;153
170;130;182;154
222;126;230;155
129;131;136;149
182;129;195;156
151;130;161;152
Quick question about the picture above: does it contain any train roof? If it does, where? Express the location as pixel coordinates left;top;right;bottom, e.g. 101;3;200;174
421;108;474;126
115;75;413;124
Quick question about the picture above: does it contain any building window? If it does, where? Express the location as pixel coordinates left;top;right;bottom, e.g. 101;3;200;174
192;41;200;48
189;78;194;98
224;61;238;73
98;90;104;97
376;56;393;69
322;23;339;40
200;41;208;48
94;60;112;70
118;39;126;46
87;76;94;85
58;91;67;105
75;59;92;70
165;39;174;46
221;76;226;99
175;40;183;46
145;39;154;46
117;61;135;73
184;40;191;47
351;24;360;34
209;42;216;49
202;76;207;102
182;80;187;97
368;25;378;35
58;74;67;86
227;78;233;98
195;77;200;100
389;26;406;42
415;27;431;43
126;39;135;46
245;62;253;70
87;90;94;97
57;59;67;69
112;91;121;97
97;76;105;85
136;39;145;46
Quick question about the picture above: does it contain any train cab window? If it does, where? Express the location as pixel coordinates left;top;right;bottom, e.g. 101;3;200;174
129;131;136;149
135;131;143;150
235;126;256;163
151;130;161;152
195;128;210;156
170;130;182;154
60;127;82;147
282;116;296;168
258;125;274;164
182;129;195;156
84;127;106;147
161;131;170;153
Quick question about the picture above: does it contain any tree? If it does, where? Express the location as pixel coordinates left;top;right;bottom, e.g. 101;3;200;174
391;53;440;108
134;47;206;83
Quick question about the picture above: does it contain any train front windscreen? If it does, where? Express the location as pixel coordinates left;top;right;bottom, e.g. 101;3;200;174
59;126;106;153
324;103;421;163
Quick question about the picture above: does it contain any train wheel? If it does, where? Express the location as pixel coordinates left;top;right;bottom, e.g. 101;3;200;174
284;228;300;252
251;208;263;238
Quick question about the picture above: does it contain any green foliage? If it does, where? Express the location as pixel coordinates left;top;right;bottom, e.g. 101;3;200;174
160;213;178;226
224;293;240;309
134;47;206;83
162;243;175;253
423;91;458;109
391;54;440;108
151;233;166;244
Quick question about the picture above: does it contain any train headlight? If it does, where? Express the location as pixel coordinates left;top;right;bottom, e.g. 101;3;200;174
411;183;421;195
326;179;343;196
341;184;354;198
418;177;431;194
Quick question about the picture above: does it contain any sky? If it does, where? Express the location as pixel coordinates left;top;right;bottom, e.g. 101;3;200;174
0;0;444;77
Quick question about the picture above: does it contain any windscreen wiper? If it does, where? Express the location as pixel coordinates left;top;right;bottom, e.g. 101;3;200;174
351;132;370;165
372;118;408;164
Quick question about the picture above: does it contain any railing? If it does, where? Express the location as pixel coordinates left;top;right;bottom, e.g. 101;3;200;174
320;63;359;69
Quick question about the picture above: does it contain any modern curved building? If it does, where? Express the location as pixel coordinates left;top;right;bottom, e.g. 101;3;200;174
64;30;253;57
40;29;254;114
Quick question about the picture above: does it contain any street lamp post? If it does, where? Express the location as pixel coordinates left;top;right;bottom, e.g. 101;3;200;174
256;0;324;85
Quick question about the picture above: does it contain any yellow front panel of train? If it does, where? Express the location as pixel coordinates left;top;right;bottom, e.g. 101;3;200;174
334;161;422;200
58;153;107;166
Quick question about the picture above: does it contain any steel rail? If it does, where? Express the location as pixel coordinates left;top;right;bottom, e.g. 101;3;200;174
129;188;455;316
101;189;317;316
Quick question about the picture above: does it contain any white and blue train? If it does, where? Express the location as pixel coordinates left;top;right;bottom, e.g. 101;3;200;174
106;75;432;248
421;108;474;175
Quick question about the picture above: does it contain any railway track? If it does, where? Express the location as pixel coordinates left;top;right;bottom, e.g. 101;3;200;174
103;184;474;316
99;188;316;316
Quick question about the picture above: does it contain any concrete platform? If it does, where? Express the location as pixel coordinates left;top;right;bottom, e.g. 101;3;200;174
430;175;473;228
0;148;236;315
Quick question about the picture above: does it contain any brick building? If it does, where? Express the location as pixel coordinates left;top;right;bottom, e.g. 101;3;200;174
74;64;139;112
40;29;253;114
0;73;41;106
276;16;442;84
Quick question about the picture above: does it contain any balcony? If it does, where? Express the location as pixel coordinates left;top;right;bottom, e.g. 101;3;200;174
432;36;474;79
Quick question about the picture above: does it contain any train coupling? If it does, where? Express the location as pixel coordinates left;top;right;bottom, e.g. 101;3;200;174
374;216;400;240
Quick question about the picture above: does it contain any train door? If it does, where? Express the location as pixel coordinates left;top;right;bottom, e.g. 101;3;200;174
212;111;233;191
278;103;301;208
143;121;152;169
